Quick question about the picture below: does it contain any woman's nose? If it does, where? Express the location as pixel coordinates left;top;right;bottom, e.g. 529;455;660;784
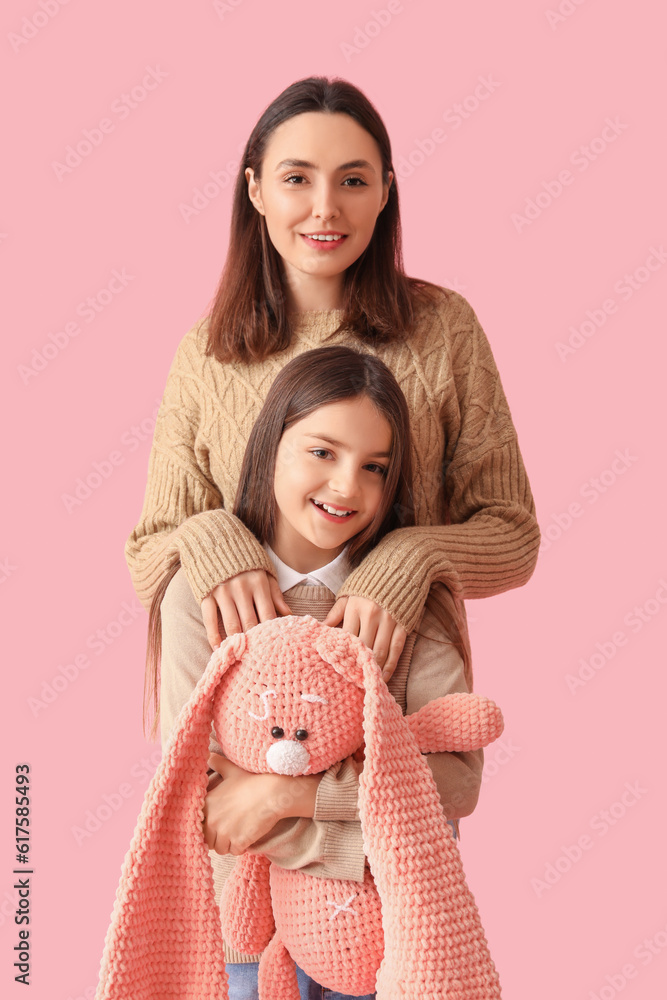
311;183;340;222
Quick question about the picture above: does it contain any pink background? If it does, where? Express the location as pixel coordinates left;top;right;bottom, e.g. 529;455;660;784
2;2;665;997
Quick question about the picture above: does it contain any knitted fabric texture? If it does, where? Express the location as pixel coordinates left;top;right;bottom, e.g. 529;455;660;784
95;616;504;999
125;291;540;633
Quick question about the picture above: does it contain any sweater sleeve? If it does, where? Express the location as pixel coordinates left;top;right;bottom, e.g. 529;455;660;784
336;300;540;633
124;324;274;610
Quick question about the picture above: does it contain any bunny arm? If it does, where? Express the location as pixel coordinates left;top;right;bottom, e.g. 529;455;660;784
406;691;504;752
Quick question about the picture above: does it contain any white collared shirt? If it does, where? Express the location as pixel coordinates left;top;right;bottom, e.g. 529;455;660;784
263;543;352;595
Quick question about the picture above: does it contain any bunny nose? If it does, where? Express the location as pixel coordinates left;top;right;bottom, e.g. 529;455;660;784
266;740;310;776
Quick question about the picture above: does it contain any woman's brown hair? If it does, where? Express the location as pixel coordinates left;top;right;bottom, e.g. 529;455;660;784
205;75;442;364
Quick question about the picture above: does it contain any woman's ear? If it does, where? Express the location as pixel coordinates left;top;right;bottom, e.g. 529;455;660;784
245;166;265;216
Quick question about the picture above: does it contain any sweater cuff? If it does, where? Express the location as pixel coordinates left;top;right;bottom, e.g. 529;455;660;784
337;528;456;634
318;821;366;883
175;509;276;604
314;758;362;822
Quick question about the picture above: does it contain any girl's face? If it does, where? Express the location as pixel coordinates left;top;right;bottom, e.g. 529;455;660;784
272;395;393;573
245;112;393;312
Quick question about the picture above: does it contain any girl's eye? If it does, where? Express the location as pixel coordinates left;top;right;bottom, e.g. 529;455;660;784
365;464;388;476
310;448;332;460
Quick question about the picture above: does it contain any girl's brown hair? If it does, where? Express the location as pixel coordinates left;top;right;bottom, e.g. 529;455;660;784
205;75;442;364
232;346;414;569
144;347;472;738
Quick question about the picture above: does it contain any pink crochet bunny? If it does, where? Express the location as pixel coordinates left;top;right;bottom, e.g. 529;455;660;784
95;615;504;1000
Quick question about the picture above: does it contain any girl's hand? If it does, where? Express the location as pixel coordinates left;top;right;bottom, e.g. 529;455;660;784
201;569;292;650
203;754;321;856
323;596;407;683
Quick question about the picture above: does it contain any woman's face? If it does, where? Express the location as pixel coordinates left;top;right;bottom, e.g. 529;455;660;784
246;112;393;312
272;395;392;573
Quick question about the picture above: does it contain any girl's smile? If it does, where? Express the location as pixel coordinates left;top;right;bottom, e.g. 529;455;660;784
272;396;392;573
245;111;393;312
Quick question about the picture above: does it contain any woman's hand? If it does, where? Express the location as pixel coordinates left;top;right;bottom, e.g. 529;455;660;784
202;754;322;856
323;596;407;683
201;569;292;650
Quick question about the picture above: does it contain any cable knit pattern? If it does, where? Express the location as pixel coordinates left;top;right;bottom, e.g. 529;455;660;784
95;616;504;999
125;289;540;632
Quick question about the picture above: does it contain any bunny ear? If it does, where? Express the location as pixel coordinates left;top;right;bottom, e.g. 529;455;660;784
313;626;368;689
356;649;502;999
95;631;247;1000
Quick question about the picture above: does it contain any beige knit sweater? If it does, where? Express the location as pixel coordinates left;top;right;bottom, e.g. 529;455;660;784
126;287;539;635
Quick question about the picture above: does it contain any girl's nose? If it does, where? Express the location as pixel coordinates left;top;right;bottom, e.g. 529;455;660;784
328;465;359;500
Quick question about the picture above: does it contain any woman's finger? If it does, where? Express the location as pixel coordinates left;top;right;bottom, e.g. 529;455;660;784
201;595;223;649
214;589;243;641
370;616;396;671
268;576;293;617
323;596;347;628
352;603;379;652
380;625;408;682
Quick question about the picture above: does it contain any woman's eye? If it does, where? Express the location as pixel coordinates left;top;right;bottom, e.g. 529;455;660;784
365;464;388;476
311;448;332;459
283;174;367;187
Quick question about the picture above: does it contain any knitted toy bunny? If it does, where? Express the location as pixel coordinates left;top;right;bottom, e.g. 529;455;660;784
95;615;504;1000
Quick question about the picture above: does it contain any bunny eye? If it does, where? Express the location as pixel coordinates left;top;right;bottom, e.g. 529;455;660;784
295;729;308;742
271;726;284;739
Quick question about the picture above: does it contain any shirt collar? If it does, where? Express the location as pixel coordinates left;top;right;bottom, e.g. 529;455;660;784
264;543;352;595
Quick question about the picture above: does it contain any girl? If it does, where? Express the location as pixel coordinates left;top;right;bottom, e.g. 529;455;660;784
126;75;540;691
149;345;484;1000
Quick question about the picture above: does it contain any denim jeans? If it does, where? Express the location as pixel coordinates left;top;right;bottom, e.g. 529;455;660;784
225;961;375;999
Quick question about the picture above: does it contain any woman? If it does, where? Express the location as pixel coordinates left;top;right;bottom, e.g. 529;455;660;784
126;75;540;685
